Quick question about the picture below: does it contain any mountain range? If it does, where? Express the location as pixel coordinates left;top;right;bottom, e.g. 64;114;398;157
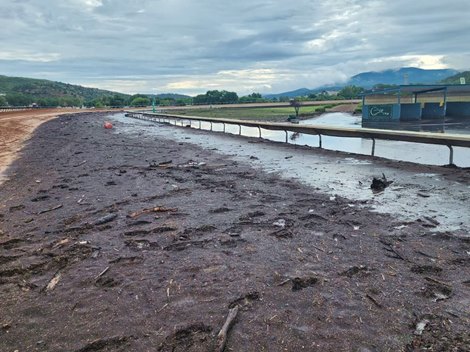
1;67;468;105
263;67;462;99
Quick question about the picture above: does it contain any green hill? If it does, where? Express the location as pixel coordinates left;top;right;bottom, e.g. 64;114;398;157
440;71;470;84
0;75;129;107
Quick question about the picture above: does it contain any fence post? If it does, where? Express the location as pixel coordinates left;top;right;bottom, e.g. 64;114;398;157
448;145;454;165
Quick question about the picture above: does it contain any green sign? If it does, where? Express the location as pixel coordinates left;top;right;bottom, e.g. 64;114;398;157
368;104;393;119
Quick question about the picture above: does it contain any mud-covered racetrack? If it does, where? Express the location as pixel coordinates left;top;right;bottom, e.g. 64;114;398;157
0;112;469;351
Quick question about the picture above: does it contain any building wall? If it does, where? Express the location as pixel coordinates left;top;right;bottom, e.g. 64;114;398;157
446;102;470;117
422;103;445;119
400;103;422;121
362;104;400;121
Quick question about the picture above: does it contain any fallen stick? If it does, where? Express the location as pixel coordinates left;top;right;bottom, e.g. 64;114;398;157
277;278;291;286
215;306;239;352
95;266;109;280
312;245;325;252
424;276;452;287
73;160;87;167
93;213;118;226
129;206;178;219
45;271;62;291
38;204;63;215
365;294;383;308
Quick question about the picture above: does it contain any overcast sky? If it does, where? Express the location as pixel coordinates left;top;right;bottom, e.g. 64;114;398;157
1;0;469;95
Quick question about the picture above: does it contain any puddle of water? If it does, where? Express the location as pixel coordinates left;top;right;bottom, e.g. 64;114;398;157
111;113;470;233
165;112;470;167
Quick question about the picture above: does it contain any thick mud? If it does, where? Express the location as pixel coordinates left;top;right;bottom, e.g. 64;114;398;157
0;113;469;351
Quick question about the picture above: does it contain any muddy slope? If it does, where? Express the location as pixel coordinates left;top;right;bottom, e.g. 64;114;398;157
0;113;469;352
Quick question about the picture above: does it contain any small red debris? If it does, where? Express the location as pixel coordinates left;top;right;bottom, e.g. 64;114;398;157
104;122;113;129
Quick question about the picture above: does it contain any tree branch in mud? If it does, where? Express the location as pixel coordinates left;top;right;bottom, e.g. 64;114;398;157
215;305;239;352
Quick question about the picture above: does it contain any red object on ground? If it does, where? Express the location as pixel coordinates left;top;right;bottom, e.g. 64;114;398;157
104;122;113;129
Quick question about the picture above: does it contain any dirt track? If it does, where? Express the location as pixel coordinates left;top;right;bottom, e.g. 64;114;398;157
0;109;120;184
0;112;469;351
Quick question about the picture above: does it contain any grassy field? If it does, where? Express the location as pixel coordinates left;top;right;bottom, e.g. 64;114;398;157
159;105;332;121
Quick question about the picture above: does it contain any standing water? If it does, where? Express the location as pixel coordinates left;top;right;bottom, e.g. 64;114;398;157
111;113;470;233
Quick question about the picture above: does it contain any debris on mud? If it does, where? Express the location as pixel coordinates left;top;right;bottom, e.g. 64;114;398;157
339;265;370;278
1;112;469;352
92;213;118;226
216;306;239;352
129;206;178;219
157;323;213;352
291;276;318;291
370;173;393;192
75;335;134;352
228;292;261;309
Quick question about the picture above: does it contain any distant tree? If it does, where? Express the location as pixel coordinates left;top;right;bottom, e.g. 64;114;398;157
239;92;266;103
337;85;364;99
5;93;33;106
128;94;149;105
37;97;59;107
130;97;150;107
174;99;188;106
290;99;301;117
220;90;238;103
193;94;207;105
314;90;335;101
0;95;7;106
109;94;127;107
193;90;239;105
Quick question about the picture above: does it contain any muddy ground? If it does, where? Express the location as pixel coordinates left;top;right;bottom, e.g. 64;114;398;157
0;112;469;352
0;108;119;184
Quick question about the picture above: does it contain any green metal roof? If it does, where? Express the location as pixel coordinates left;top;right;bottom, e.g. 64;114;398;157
362;84;470;96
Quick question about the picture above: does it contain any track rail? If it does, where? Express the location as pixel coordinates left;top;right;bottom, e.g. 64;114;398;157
125;111;470;165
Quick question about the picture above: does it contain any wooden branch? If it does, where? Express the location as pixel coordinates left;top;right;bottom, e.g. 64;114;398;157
215;306;239;352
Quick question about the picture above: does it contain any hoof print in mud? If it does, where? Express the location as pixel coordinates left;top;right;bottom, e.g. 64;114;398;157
410;265;443;275
420;281;453;302
228;291;261;309
157;323;213;352
291;277;318;291
339;265;371;278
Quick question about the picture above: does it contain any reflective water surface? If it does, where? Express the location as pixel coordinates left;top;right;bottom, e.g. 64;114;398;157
194;112;470;167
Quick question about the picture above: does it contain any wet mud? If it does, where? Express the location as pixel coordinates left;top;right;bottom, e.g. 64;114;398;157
0;113;469;351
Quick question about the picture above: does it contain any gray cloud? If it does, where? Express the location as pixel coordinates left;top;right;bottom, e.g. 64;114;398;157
0;0;469;95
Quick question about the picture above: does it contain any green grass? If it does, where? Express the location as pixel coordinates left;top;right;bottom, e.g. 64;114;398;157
161;106;328;121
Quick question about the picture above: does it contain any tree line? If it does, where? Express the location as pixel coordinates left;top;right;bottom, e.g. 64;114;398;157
0;86;366;108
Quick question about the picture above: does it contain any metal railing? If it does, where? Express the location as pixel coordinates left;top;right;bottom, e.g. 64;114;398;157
0;106;34;112
125;111;470;165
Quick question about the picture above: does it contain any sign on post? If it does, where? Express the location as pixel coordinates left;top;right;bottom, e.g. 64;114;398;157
368;104;393;119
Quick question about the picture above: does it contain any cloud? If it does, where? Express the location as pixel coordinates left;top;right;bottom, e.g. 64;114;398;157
0;50;61;63
0;0;469;95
